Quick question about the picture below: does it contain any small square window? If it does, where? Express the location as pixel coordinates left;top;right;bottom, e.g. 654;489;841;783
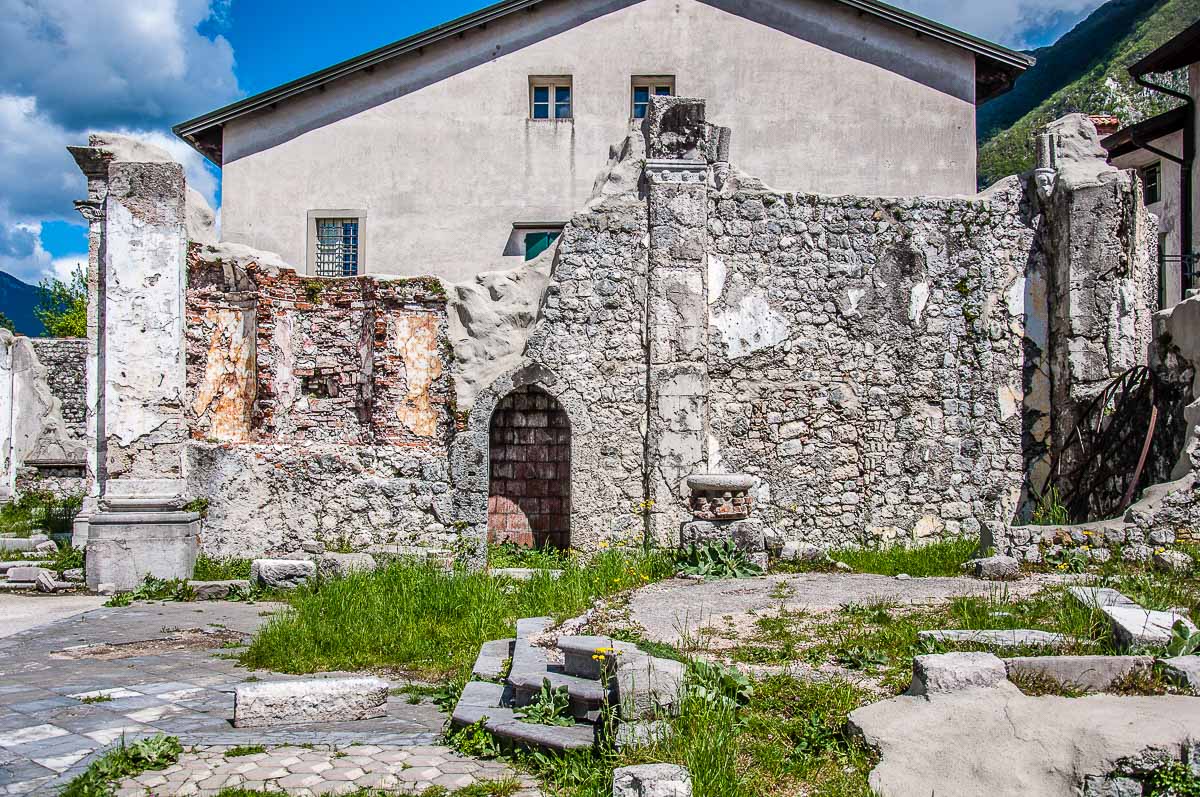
632;76;674;119
1142;162;1161;205
530;77;572;120
308;211;365;277
524;230;561;261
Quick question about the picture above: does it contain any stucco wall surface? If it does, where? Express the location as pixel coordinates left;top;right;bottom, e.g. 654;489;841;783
220;0;978;283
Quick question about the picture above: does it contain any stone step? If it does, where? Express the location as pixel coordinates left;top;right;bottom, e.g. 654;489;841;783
516;616;553;639
451;680;596;753
0;560;49;575
508;666;611;721
557;635;638;680
473;638;515;681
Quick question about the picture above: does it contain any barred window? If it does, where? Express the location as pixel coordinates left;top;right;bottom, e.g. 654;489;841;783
315;218;360;277
632;76;674;119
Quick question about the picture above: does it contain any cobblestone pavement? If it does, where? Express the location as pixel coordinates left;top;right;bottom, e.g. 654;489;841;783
0;598;538;796
117;744;539;796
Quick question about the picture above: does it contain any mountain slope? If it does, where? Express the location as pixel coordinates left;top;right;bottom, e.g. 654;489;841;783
977;0;1161;141
978;0;1200;186
0;271;46;336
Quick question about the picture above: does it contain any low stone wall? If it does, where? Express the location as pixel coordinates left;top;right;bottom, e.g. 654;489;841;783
186;441;452;557
1002;475;1200;563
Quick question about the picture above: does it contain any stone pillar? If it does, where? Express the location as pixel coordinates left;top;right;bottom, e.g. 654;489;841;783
642;97;712;543
69;138;199;589
1037;116;1158;495
0;331;13;503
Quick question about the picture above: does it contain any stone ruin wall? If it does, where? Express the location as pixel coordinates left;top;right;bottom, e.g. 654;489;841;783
36;108;1188;561
183;247;457;556
703;184;1037;549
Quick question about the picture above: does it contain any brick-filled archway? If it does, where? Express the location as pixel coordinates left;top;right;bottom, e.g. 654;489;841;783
487;385;571;550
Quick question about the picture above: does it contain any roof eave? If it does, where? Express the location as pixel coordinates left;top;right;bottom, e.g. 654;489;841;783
173;0;1034;165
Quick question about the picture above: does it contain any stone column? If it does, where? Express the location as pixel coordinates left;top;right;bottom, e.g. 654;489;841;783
69;138;199;589
0;331;13;503
642;97;712;543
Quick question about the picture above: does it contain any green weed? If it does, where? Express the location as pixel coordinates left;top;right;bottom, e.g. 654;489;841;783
516;679;574;726
193;555;253;581
60;735;182;797
223;745;266;758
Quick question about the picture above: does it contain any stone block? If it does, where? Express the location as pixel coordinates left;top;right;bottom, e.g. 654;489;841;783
0;537;34;552
33;540;58;555
188;579;250;600
679;521;721;547
728;519;765;553
251;558;316;590
615;654;685;719
1161;656;1200;691
907;652;1007;695
5;566;49;583
1103;606;1195;647
780;542;824;562
1154;550;1193;574
612;763;692;797
968;555;1020;581
1004;655;1153;693
35;570;70;593
62;568;84;582
558;635;637;680
85;510;200;592
317;552;377;579
233;677;389;727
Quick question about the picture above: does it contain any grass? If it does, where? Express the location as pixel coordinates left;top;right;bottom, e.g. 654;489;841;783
79;694;113;705
193;555;253;581
59;735;182;797
241;550;675;681
506;674;876;797
827;536;980;577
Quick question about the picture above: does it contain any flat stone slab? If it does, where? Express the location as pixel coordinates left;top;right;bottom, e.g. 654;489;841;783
918;629;1075;650
1068;586;1139;610
472;638;515;681
1160;656;1200;691
850;684;1200;796
0;537;34;552
908;652;1006;695
516;616;553;639
0;560;48;574
4;566;51;584
1103;606;1195;647
187;579;250;600
1004;656;1153;693
233;677;389;728
317;552;377;579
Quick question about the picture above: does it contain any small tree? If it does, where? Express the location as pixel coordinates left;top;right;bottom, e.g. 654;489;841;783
35;266;87;338
0;312;14;333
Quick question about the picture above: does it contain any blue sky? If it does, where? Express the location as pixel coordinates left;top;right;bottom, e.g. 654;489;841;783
0;0;1105;287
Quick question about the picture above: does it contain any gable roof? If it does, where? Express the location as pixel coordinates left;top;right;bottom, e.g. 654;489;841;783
174;0;1034;165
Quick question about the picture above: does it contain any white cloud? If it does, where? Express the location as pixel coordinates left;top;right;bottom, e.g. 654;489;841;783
892;0;1107;49
0;0;238;286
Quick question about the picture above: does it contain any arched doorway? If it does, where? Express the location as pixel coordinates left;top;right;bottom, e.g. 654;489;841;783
487;385;571;550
